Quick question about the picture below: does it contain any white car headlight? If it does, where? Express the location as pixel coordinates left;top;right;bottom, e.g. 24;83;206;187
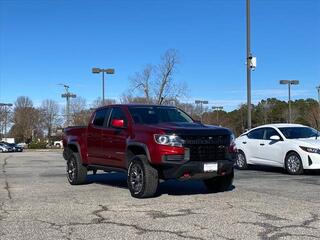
300;146;320;154
154;134;185;147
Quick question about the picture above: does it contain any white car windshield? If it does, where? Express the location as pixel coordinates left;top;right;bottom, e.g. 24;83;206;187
279;127;319;139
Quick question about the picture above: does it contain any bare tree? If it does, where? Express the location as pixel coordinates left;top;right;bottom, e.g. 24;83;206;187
40;99;61;138
155;49;179;104
68;97;90;126
125;49;187;104
307;106;320;129
11;96;42;142
130;65;153;103
0;105;13;137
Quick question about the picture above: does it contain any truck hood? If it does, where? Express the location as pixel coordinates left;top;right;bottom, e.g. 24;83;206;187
147;122;232;136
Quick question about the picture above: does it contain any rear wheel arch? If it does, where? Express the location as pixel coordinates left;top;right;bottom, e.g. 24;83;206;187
68;144;79;153
65;143;83;163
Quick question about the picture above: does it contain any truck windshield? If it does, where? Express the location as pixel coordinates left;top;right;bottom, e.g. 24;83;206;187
278;127;319;139
128;106;194;124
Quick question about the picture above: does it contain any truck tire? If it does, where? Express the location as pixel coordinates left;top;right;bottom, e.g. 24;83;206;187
203;169;234;193
66;151;87;185
127;155;159;198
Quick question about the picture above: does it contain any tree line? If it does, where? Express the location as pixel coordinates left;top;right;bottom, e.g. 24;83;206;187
0;95;319;143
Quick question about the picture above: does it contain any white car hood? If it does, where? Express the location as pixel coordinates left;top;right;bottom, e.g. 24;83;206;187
290;138;320;148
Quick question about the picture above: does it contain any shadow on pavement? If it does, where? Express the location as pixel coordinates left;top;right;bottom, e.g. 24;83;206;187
86;172;235;197
237;165;320;175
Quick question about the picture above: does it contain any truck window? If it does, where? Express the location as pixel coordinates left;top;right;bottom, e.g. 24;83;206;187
128;106;193;124
109;107;128;127
93;109;107;127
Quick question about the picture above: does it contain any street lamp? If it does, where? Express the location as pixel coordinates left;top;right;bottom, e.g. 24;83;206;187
92;67;115;104
279;80;299;123
195;100;208;122
212;106;223;124
0;103;13;138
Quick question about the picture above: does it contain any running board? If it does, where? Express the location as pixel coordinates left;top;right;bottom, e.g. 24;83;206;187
87;164;127;173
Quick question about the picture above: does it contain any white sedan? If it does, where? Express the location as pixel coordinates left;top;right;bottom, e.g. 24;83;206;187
235;124;320;174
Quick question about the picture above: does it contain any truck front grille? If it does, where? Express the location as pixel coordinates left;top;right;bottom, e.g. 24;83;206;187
182;135;229;162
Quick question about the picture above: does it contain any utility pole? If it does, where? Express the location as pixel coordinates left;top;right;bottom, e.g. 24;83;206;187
0;103;13;138
246;0;257;130
246;0;252;130
60;85;76;126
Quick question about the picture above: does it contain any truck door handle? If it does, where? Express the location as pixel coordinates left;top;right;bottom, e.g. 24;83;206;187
242;141;247;144
260;143;265;146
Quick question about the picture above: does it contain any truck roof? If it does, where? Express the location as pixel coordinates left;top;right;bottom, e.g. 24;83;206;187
95;104;178;110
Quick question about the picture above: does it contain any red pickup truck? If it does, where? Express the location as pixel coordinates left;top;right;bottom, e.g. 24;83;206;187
63;104;236;198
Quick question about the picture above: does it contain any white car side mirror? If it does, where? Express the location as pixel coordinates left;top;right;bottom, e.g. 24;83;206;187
270;135;281;141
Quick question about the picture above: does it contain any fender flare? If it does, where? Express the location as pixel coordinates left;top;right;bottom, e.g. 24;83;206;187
65;142;83;163
126;142;152;164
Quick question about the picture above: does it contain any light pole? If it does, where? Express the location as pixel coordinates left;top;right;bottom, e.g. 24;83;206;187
212;106;223;124
195;100;208;122
0;103;13;138
60;84;76;126
316;85;320;105
279;80;299;123
246;0;257;130
92;67;115;104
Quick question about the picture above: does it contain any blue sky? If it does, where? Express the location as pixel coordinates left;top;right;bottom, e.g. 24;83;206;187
0;0;319;111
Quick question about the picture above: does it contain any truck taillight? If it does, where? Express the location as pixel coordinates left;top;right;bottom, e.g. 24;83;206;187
228;134;237;153
228;142;237;153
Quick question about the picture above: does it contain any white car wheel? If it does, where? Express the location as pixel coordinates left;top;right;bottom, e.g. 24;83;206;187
236;151;248;170
285;152;303;175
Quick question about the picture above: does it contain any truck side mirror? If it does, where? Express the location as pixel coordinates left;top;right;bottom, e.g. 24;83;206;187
111;119;125;129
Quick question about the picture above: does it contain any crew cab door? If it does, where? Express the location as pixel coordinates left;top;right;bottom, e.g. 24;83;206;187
100;107;130;168
87;108;110;164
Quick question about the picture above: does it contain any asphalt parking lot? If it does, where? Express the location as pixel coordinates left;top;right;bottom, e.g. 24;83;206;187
0;151;319;240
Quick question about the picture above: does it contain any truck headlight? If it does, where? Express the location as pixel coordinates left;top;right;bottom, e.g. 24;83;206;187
154;134;185;147
300;146;320;154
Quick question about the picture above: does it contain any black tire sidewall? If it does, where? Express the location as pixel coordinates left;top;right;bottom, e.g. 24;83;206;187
127;158;146;198
66;152;87;185
127;155;158;198
67;155;75;184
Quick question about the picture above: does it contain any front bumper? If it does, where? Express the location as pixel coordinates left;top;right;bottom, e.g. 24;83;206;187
301;152;320;170
160;160;234;179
